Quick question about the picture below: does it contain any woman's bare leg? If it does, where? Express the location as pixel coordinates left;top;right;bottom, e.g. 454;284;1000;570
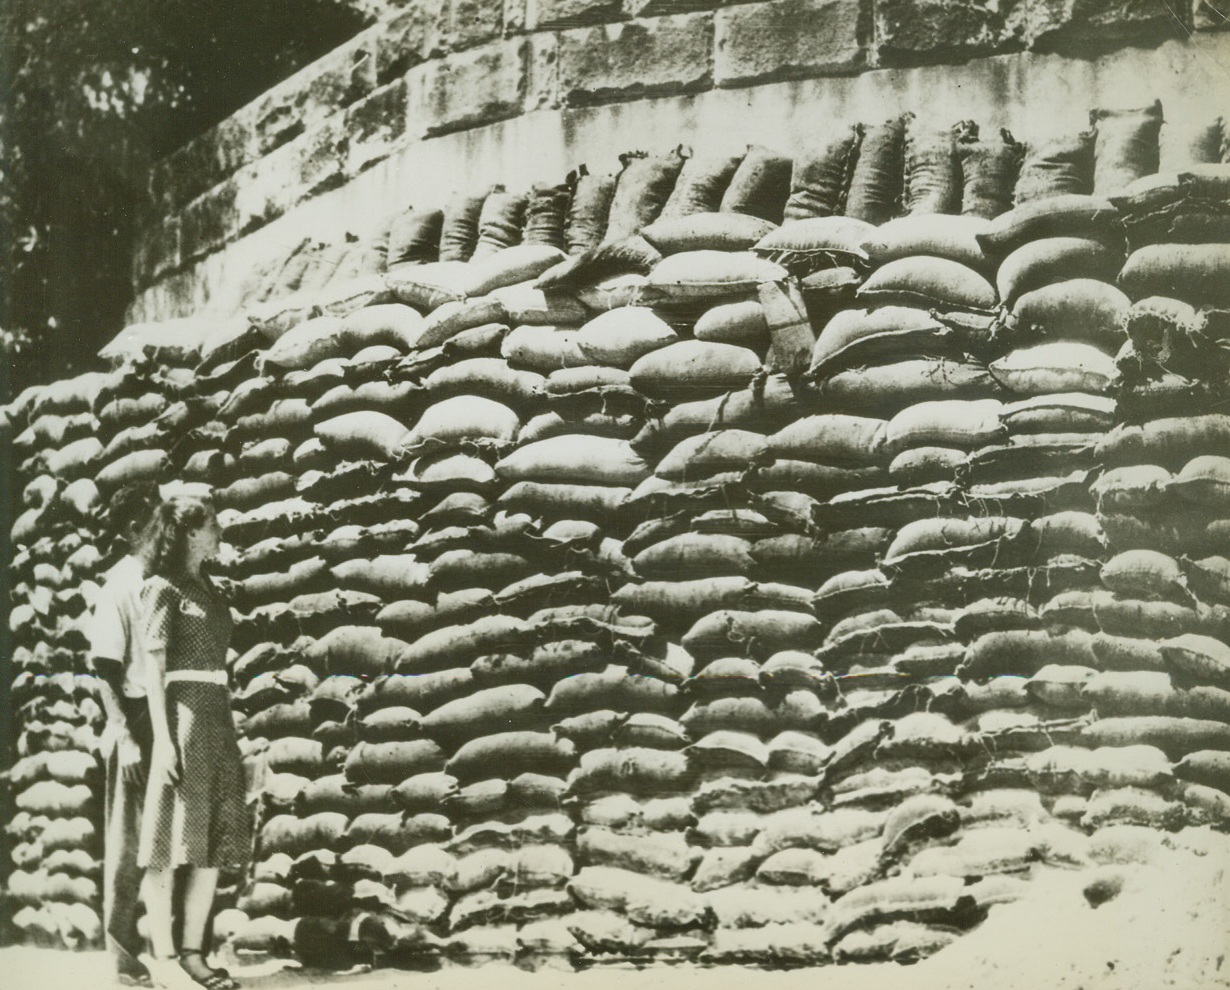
142;868;176;958
180;867;217;953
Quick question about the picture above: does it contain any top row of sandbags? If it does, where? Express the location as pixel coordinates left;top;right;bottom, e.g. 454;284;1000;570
383;101;1219;269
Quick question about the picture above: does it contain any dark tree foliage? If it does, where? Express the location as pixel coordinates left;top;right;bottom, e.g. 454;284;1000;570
0;0;369;400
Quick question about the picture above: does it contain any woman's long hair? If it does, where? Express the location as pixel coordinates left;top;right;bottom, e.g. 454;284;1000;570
146;495;217;580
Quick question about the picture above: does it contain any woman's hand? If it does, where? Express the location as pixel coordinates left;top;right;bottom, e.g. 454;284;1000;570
150;737;181;789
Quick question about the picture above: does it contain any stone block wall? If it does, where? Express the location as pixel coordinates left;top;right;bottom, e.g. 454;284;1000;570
130;0;1229;319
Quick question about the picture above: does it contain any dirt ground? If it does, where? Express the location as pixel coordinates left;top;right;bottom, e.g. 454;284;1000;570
5;829;1229;990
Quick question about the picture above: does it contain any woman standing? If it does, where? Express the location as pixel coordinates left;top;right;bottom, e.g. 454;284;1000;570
138;496;251;990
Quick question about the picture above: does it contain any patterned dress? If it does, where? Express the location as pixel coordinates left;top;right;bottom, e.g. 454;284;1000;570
137;575;252;871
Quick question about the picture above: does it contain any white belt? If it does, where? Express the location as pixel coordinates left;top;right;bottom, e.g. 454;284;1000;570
165;669;228;686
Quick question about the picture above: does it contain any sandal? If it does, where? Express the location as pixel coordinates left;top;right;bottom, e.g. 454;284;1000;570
141;955;197;990
178;949;239;990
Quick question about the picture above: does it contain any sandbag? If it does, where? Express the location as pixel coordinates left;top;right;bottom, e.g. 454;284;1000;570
655;430;768;481
567;867;710;928
753;216;873;268
495;436;650;487
605;149;686;242
1080;671;1230;722
903;117;961;215
499;324;586;371
447;732;575;782
472;190;527;259
1015;130;1094;203
406;395;520;451
574;307;678;368
958;126;1023;219
420;684;546;742
1092;101;1162;194
314;412;411;461
640;212;777;255
386;208;444;267
578;827;699;882
1160;635;1230;690
343;740;448;784
816;359;998;416
545;666;678;716
1087;715;1224;765
768;414;887;466
644;251;788;305
808;306;959;377
303;626;407;678
95;450;169;493
1117;244;1230;306
660;152;742;218
996;237;1123;307
682;609;823;660
720;145;793;223
1096;415;1230;471
846;117;906;225
860;214;990;270
694;299;769;347
439;192;487;262
566;748;694;797
1173;750;1230;794
566;169;617;255
961;629;1099;678
857;256;997;310
1100;550;1189;602
885;399;1004;455
1009;279;1130;353
1183;556;1230;607
785;127;861;220
989;342;1117;395
629;340;762;401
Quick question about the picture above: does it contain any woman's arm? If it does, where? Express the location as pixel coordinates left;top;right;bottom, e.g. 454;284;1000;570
141;579;180;785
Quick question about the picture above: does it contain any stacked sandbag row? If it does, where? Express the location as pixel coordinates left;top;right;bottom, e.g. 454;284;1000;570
197;306;438;967
4;101;1228;970
3;371;123;949
159;133;1230;967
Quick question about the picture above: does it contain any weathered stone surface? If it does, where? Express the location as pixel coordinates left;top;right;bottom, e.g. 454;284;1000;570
873;0;1004;64
408;38;529;137
252;30;377;156
525;32;562;111
1003;0;1189;52
625;0;721;16
715;0;864;87
1194;0;1230;30
296;119;352;201
179;181;241;265
558;14;713;106
504;0;530;34
132;216;181;288
376;0;448;82
447;0;506;50
344;78;411;175
526;0;625;29
150;116;256;214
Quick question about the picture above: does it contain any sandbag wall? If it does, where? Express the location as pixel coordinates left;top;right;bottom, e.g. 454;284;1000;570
3;101;1230;968
1;355;201;948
